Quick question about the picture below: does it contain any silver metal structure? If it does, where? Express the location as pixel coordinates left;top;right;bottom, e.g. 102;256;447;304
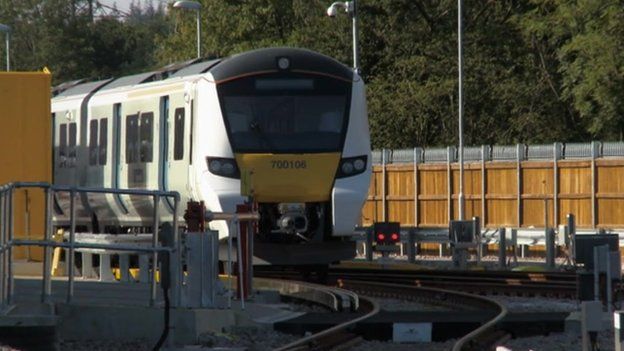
0;24;10;71
0;182;180;308
173;1;202;59
326;1;359;74
457;0;465;220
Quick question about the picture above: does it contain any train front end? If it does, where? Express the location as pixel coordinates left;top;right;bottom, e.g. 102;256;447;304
198;48;371;264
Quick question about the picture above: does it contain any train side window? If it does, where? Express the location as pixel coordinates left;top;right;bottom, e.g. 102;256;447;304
89;120;98;166
59;124;67;168
99;118;108;166
174;108;184;160
126;114;139;164
69;122;77;167
140;112;153;163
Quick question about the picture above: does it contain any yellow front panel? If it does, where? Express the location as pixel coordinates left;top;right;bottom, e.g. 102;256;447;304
235;153;341;202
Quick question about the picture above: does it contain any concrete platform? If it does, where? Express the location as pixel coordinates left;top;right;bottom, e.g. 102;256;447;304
0;277;305;348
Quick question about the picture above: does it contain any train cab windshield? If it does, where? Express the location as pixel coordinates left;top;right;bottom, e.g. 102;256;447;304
217;73;352;153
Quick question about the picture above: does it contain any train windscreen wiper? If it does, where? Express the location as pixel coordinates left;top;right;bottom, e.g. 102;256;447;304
249;119;275;150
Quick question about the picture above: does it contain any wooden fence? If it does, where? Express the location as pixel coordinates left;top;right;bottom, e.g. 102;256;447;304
362;157;624;229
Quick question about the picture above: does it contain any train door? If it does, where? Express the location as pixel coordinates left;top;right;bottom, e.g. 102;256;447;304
119;97;160;223
54;110;79;186
161;92;189;212
112;103;129;215
185;82;200;201
84;105;118;229
85;107;109;188
158;96;170;194
52;109;79;226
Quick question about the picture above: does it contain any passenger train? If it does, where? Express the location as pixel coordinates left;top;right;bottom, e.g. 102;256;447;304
51;47;371;264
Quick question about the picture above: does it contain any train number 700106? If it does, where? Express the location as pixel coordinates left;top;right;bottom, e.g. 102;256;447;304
271;160;307;169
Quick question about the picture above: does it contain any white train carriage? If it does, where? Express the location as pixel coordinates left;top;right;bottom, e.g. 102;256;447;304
51;47;371;264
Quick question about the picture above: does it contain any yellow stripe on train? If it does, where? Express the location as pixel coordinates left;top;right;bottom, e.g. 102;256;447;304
235;153;341;203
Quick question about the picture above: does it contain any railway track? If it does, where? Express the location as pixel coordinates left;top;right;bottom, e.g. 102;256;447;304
271;278;509;351
273;293;379;351
256;266;579;298
266;270;524;351
263;267;575;350
339;280;508;351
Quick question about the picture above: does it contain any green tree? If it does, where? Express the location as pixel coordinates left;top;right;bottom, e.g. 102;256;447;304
521;0;624;139
3;0;623;147
0;0;168;84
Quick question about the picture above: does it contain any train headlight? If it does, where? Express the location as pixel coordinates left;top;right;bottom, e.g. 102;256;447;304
336;155;368;178
277;57;290;70
209;160;222;173
353;159;365;171
221;162;235;175
206;157;240;179
341;161;354;174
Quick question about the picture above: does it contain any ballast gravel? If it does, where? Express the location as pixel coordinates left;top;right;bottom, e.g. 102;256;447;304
500;329;615;351
488;295;579;312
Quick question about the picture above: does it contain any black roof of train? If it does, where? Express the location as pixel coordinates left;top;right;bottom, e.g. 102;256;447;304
52;47;353;97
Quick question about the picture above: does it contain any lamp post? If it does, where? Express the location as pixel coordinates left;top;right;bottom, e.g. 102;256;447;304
326;0;359;74
457;0;465;220
173;0;202;59
0;24;10;71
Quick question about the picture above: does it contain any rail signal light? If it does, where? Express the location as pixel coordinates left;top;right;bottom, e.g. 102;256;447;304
373;222;401;245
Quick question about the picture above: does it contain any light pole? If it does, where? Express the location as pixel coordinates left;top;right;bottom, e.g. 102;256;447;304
0;24;10;71
326;0;359;74
173;1;202;59
457;0;465;220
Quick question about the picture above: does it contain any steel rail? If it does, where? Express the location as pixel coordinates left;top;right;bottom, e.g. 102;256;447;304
255;267;578;297
254;277;345;312
451;294;507;351
335;280;507;351
273;296;379;351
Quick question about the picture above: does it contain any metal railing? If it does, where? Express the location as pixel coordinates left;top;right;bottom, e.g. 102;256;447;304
0;182;181;310
373;141;621;164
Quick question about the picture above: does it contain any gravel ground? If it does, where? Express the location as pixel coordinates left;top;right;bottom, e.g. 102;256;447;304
350;339;456;351
59;340;151;350
283;299;333;313
352;329;617;351
364;295;579;313
367;296;453;311
6;328;299;351
488;295;579;312
356;253;571;270
500;329;615;351
198;327;299;350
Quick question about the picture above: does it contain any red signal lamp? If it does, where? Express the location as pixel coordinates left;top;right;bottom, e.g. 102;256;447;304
373;222;401;246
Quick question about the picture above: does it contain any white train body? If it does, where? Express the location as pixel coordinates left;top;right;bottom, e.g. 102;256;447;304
51;48;371;264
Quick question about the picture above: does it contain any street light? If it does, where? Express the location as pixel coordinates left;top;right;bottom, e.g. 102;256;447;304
173;0;202;59
326;0;359;74
0;24;10;71
457;0;465;220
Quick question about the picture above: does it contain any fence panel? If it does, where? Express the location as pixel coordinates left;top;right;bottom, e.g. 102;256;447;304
362;153;624;229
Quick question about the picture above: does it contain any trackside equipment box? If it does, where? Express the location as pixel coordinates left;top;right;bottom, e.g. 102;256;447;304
0;72;52;261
